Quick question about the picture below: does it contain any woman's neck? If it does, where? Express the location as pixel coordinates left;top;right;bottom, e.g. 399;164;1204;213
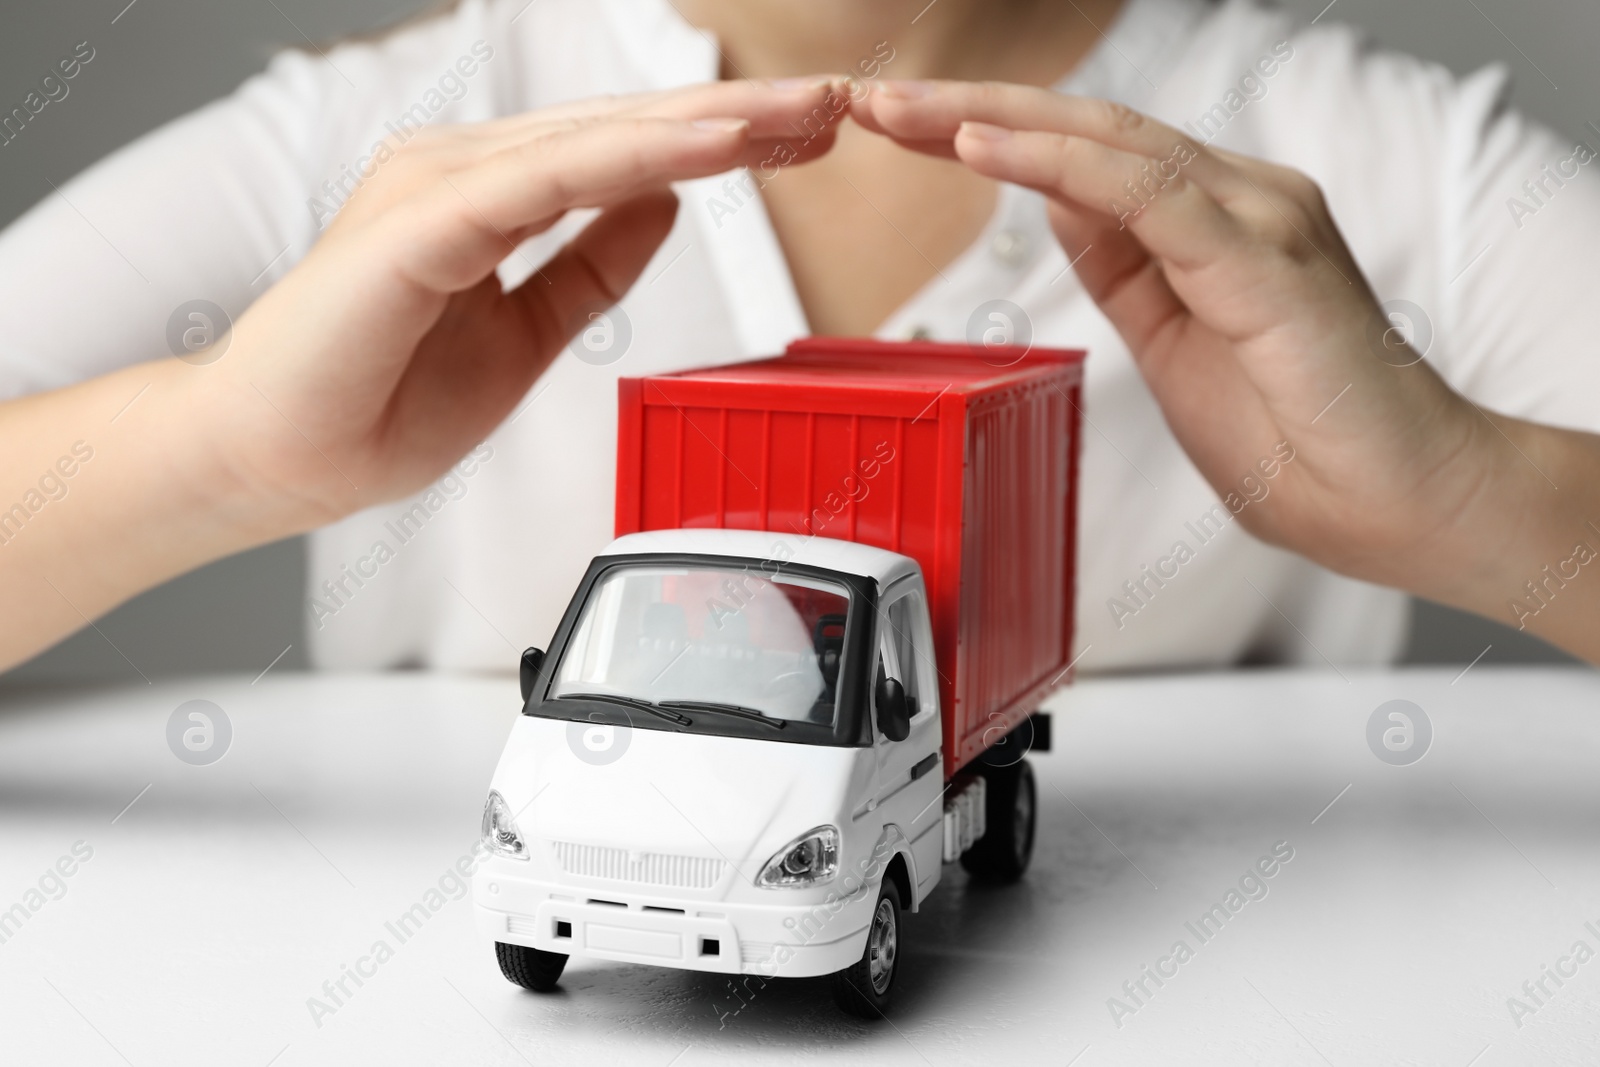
675;0;1128;86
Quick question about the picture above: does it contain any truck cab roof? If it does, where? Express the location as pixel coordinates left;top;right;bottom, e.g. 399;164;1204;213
599;529;921;589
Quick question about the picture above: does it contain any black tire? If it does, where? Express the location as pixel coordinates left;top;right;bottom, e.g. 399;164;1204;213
831;879;902;1018
495;941;568;992
959;758;1037;884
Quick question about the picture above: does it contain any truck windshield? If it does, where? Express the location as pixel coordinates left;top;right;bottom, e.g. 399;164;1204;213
549;564;853;728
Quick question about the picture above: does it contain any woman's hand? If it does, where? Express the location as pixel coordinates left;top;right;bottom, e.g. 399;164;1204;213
0;78;848;672
856;80;1600;661
193;78;846;529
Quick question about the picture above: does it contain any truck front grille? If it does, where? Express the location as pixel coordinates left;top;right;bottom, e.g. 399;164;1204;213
550;841;725;889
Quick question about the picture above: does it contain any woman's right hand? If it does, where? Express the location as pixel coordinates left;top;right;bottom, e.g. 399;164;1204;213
187;78;845;531
0;78;845;671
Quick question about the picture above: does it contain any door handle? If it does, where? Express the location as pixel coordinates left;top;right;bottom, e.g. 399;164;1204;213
910;753;939;781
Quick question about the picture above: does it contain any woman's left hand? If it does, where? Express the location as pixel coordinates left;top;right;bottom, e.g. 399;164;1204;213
853;80;1600;663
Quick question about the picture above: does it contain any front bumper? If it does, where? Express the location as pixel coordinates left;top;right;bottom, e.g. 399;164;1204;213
474;865;873;978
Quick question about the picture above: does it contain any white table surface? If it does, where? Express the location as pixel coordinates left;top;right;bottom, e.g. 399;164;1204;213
1;666;1597;1066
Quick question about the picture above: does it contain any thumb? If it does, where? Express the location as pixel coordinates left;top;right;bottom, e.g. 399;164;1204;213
510;188;682;360
1045;198;1186;360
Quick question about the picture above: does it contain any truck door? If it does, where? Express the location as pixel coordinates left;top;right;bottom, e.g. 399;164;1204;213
872;582;945;904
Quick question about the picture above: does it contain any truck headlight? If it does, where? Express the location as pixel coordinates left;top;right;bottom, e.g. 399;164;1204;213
756;826;839;888
481;790;528;860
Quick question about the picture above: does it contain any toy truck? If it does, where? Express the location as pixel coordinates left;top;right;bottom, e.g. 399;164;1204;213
473;338;1085;1016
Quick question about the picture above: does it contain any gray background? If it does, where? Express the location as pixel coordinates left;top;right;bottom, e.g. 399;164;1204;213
0;0;1584;687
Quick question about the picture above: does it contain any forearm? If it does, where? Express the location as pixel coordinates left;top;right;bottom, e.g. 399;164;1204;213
1427;412;1600;663
0;359;294;672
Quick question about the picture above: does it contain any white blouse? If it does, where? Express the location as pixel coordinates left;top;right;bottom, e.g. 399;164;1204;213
3;0;1598;673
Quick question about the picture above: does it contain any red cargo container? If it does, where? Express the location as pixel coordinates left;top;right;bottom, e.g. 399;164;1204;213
615;337;1085;778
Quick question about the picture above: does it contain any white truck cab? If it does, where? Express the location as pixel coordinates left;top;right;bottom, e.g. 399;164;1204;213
471;528;1010;1016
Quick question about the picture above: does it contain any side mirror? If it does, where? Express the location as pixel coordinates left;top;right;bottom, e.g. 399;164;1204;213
875;675;911;742
519;647;545;704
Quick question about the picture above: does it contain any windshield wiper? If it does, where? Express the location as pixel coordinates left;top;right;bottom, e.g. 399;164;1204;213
557;692;691;726
658;700;787;729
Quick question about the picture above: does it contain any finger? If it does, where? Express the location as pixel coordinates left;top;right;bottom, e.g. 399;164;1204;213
469;77;848;146
1046;195;1283;478
617;76;849;129
847;83;960;159
384;191;680;452
271;118;744;407
460;127;839;177
536;77;849;170
374;117;751;294
1046;198;1187;358
395;80;846;201
510;189;680;356
865;81;1246;195
954;122;1241;270
356;78;847;208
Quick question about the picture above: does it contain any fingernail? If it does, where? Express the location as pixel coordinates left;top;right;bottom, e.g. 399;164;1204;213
692;118;749;133
877;80;933;100
960;121;1012;141
771;75;833;91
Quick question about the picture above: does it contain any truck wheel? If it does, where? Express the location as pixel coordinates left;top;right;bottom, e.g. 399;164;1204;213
495;941;568;992
831;879;902;1017
960;758;1037;884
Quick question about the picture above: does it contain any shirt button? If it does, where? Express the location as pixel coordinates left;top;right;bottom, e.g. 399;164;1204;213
990;229;1032;268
